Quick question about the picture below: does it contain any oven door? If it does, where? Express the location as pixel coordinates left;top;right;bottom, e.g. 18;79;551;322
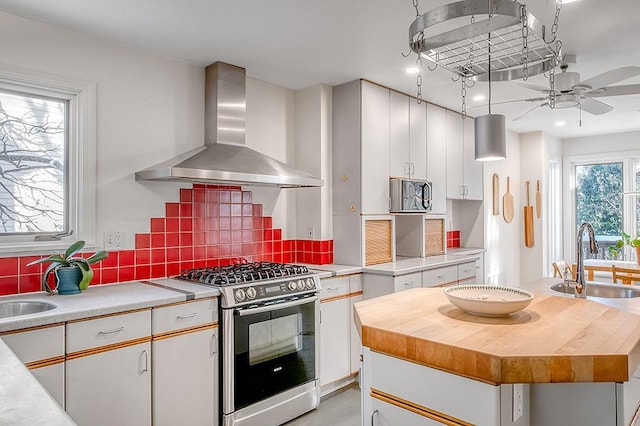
223;294;319;414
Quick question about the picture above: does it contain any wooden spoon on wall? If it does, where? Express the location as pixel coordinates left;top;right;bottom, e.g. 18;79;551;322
524;181;534;248
503;176;514;223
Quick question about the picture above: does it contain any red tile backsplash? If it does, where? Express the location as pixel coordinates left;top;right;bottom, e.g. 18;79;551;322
0;185;333;295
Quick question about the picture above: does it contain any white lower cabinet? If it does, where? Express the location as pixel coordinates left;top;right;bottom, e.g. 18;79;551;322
65;310;152;426
152;327;218;426
320;277;351;388
0;324;65;408
66;341;152;426
349;274;363;375
371;397;450;425
151;298;218;426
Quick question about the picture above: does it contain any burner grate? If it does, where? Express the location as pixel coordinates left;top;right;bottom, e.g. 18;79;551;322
177;262;310;286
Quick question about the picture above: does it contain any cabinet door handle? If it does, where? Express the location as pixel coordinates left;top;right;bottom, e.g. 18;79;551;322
327;286;340;292
140;349;149;374
177;312;198;319
387;197;391;211
410;162;415;177
404;162;410;177
211;334;218;356
371;409;378;426
98;326;125;335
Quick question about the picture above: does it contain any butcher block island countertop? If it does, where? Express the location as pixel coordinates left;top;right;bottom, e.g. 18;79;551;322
354;287;640;385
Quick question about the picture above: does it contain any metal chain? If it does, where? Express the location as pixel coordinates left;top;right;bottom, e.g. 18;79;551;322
412;0;420;17
461;77;467;119
416;52;423;104
464;15;476;76
520;4;529;81
551;0;562;37
549;40;562;109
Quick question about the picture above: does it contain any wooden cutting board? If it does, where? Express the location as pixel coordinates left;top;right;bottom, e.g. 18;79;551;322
524;181;534;247
503;176;514;223
492;174;499;215
536;179;542;219
354;288;640;384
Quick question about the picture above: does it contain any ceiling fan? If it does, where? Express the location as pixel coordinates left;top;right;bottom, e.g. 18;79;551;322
488;57;640;121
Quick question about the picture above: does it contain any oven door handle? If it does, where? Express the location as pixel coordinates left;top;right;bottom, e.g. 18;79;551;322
235;295;318;316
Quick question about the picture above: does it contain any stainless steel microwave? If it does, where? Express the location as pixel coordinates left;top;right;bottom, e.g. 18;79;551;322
390;178;432;213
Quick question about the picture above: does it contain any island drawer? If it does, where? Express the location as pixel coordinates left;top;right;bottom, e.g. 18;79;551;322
152;298;217;335
370;351;500;425
320;276;349;301
421;265;458;287
67;309;151;353
393;272;422;292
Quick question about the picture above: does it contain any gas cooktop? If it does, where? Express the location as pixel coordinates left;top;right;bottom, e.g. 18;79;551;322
177;261;310;287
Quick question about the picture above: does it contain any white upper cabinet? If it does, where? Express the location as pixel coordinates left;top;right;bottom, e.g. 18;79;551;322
389;91;410;178
389;91;427;181
446;111;483;200
361;81;391;214
426;104;447;214
409;99;427;180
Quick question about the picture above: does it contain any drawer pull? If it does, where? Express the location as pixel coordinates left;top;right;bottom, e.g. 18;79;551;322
177;312;198;319
437;275;447;279
327;286;340;292
464;268;473;272
404;282;414;286
98;326;125;335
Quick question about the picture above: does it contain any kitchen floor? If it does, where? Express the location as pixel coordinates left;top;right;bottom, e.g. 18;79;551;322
284;384;361;426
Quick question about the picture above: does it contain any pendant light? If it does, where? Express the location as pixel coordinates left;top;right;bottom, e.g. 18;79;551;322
475;6;507;161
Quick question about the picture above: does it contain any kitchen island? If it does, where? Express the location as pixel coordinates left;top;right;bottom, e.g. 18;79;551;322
354;285;640;425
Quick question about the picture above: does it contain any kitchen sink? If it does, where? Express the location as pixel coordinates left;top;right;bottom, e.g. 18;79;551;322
550;282;640;298
0;301;57;319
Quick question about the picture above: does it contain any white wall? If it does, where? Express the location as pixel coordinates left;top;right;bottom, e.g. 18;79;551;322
562;130;640;156
482;130;522;285
294;84;332;240
0;11;297;248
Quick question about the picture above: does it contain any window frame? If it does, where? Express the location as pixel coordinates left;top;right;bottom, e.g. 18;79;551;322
563;150;640;264
0;63;96;254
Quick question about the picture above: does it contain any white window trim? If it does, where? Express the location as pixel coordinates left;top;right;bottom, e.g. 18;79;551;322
0;63;96;255
562;150;640;264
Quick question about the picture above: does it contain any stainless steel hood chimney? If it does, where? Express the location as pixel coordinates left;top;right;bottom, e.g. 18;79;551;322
135;62;323;188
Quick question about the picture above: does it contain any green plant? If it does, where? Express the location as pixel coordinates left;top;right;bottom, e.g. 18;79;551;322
607;232;640;259
28;240;108;293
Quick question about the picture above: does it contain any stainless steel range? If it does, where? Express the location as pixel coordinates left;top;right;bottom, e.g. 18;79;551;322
178;262;321;426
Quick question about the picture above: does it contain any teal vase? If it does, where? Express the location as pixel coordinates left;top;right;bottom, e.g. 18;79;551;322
55;267;82;295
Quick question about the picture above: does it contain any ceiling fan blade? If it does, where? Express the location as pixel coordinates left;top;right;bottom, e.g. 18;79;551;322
579;66;640;91
586;84;640;98
467;97;548;108
578;98;613;115
513;102;548;122
515;81;556;93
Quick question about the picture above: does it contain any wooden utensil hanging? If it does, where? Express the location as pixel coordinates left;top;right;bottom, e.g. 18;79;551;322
492;174;500;215
524;181;534;248
536;179;542;219
503;177;514;223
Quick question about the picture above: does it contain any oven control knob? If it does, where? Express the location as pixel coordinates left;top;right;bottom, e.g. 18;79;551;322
235;289;246;302
306;278;315;289
246;287;256;300
288;281;297;291
296;280;304;290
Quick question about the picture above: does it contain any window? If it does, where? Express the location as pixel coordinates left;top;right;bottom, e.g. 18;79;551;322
0;64;95;253
0;89;68;235
547;158;562;273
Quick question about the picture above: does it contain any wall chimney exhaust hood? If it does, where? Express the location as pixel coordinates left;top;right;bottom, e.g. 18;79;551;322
135;62;323;188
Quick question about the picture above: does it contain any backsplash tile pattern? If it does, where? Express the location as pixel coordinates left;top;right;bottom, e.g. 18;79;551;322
0;184;333;295
446;230;461;249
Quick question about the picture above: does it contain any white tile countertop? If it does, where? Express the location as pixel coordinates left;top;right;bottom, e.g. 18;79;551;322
0;279;219;333
0;339;76;426
362;248;485;276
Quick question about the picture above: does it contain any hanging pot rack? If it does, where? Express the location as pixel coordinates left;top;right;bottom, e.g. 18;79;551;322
409;0;561;82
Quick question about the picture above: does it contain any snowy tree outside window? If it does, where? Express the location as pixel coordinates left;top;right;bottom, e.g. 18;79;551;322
0;89;67;234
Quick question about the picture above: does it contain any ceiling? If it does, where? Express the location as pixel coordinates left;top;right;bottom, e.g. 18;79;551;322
1;0;639;139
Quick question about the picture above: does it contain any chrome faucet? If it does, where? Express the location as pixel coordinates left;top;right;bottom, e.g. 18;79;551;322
572;222;598;298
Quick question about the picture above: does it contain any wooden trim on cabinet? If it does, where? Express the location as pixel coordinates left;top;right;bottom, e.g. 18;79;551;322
66;307;150;324
152;322;218;341
26;355;65;370
66;336;151;360
320;291;363;304
0;322;64;336
370;388;473;426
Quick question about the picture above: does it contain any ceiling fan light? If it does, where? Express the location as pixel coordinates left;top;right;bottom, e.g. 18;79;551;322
474;114;506;161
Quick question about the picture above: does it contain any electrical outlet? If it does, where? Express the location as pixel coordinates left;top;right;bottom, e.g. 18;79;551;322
104;232;124;250
512;383;524;422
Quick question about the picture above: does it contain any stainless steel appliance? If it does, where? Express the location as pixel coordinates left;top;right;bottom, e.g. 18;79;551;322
389;178;432;213
178;262;321;426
